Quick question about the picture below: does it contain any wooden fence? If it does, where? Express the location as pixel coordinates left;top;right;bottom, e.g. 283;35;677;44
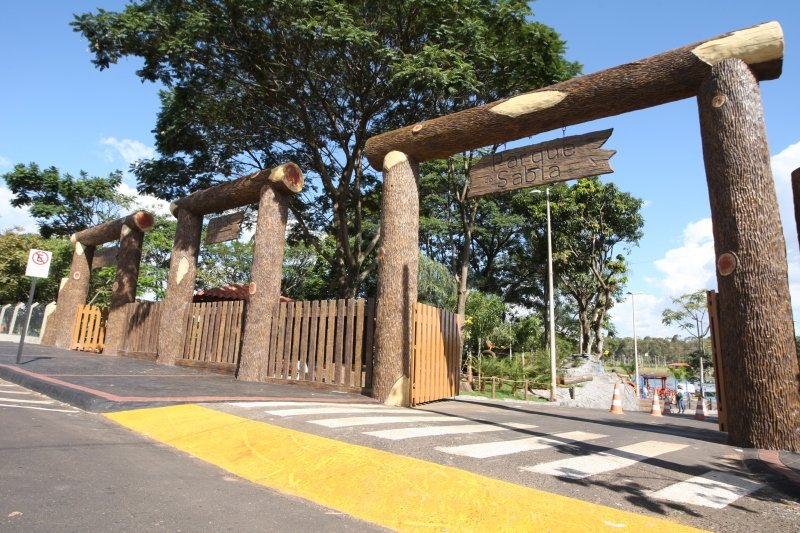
119;301;162;360
410;302;463;406
70;304;106;353
263;298;375;389
181;300;246;372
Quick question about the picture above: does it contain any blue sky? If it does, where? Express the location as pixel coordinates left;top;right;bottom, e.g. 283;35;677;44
1;1;799;339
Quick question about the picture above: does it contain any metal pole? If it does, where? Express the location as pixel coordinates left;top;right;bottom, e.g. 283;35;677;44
15;278;38;364
546;188;557;402
630;292;640;398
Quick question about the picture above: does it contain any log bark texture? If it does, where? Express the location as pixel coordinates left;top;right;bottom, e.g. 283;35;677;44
43;243;95;348
71;211;154;246
171;163;303;216
238;183;292;382
698;58;800;451
792;168;800;252
104;224;145;356
366;22;783;169
157;208;203;365
372;152;419;405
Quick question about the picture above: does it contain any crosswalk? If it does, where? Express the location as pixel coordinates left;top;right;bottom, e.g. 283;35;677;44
227;400;765;509
0;380;80;413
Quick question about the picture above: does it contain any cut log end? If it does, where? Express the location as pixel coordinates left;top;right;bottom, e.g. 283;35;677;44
133;211;155;231
268;162;304;194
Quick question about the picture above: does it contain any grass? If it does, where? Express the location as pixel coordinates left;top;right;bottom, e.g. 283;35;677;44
458;379;549;402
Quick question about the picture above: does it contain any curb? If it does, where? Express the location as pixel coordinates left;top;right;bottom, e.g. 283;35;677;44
742;448;800;498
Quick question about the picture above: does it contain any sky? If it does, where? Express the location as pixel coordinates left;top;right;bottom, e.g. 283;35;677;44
1;1;799;341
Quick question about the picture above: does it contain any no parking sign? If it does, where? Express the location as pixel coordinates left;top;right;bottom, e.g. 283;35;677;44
25;249;52;278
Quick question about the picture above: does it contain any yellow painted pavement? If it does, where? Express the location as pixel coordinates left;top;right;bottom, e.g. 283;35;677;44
106;404;705;533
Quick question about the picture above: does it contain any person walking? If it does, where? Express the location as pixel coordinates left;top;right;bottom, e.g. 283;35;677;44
676;384;686;414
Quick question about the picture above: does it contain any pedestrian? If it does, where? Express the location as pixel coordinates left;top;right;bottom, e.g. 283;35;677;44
676;384;685;414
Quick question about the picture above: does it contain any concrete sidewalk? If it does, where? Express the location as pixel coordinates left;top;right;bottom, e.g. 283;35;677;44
0;341;375;412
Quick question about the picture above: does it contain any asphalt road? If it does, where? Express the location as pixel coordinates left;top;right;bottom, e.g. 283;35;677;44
0;380;387;533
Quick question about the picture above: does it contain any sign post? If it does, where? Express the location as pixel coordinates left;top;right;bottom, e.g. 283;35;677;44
16;249;52;364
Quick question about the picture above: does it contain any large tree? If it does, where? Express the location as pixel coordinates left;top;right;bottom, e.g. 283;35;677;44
73;0;579;298
2;163;133;238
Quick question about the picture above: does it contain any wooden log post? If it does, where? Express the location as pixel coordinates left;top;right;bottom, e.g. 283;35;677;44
71;211;155;247
157;208;203;365
698;58;800;452
365;22;783;169
42;241;95;348
238;163;304;382
792;168;800;252
103;224;145;356
372;152;419;405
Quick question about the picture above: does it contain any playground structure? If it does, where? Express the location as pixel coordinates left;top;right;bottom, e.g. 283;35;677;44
38;22;799;450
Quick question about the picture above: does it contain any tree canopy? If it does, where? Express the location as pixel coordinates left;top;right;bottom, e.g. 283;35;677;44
73;0;580;297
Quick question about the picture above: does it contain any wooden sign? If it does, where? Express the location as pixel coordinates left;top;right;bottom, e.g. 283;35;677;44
467;129;615;198
205;211;245;244
92;247;118;269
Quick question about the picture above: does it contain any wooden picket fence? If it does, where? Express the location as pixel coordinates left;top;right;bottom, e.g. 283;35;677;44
70;304;106;353
119;301;162;360
181;300;246;372
410;302;464;406
263;298;375;389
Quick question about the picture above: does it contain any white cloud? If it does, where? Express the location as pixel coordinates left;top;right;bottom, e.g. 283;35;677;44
652;218;716;296
116;182;171;217
0;186;39;234
100;137;155;165
0;155;11;170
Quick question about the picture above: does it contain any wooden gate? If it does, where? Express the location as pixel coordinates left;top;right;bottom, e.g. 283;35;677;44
263;298;375;389
410;303;463;406
707;290;727;431
119;301;162;360
181;300;246;372
70;304;106;353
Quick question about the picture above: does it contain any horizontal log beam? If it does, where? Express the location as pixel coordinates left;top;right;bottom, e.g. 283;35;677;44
170;162;304;216
71;211;155;246
365;21;783;169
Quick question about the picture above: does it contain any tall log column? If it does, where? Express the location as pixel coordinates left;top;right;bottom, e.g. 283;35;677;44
104;224;145;356
372;152;419;405
238;163;304;381
157;208;203;365
698;58;800;451
792;168;800;252
43;242;95;348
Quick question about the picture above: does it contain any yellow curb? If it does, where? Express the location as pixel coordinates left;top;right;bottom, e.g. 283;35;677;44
105;404;706;533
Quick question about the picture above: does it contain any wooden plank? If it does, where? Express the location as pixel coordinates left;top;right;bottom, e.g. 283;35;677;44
334;299;346;385
315;300;328;383
364;298;376;390
290;302;303;379
307;300;319;382
298;300;311;380
279;303;292;379
410;303;419;405
342;299;355;387
325;300;336;383
230;300;244;366
265;302;279;377
352;299;364;388
214;300;228;363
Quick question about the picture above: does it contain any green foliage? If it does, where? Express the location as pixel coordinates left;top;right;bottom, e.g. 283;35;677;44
0;229;72;304
138;216;177;300
2;163;133;238
464;290;506;352
196;239;254;290
418;253;458;312
662;290;710;345
74;0;579;298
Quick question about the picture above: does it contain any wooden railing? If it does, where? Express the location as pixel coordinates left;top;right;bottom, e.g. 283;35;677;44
119;301;162;359
411;303;463;406
263;298;375;389
181;300;246;372
70;304;106;353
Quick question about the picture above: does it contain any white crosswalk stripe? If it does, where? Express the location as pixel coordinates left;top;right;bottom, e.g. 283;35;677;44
0;379;79;413
0;403;80;413
436;431;607;459
0;396;55;404
311;415;452;428
650;470;763;509
266;406;414;417
364;422;537;441
522;440;688;479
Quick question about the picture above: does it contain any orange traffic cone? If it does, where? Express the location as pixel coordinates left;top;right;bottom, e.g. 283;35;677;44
650;394;663;416
694;398;707;421
609;383;625;414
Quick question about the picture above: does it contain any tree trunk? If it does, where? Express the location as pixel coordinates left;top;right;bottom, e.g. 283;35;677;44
791;167;800;252
366;22;782;168
71;211;154;246
42;243;95;348
372;151;419;405
455;228;471;316
238;183;292;382
104;224;145;355
157;208;202;365
698;58;800;451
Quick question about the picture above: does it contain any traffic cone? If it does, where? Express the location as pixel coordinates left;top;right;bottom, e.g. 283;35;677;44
649;394;663;416
609;383;624;414
694;398;707;421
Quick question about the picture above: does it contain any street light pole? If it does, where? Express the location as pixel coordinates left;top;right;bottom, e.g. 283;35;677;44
545;188;557;402
628;291;640;398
